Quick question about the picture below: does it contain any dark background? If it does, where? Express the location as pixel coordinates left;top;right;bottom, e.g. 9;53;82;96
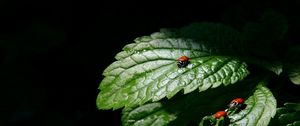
1;0;300;126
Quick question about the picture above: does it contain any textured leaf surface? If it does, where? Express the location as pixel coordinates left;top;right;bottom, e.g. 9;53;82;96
121;103;177;126
229;83;276;126
96;31;249;109
122;81;255;126
270;102;300;126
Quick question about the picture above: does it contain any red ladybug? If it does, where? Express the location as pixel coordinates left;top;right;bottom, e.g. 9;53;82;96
228;98;245;108
177;56;190;68
214;111;227;119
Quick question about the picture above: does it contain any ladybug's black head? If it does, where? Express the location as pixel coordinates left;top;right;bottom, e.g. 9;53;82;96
177;60;189;68
228;101;238;108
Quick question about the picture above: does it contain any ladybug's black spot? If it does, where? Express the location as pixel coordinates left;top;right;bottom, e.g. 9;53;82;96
240;104;247;110
177;60;189;68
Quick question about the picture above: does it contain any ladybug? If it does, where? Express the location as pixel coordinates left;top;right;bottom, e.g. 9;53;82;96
228;98;245;108
214;111;227;119
177;56;190;68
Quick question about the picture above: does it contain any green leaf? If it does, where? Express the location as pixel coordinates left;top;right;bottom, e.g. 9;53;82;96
122;80;256;126
261;62;282;76
235;10;287;75
229;83;277;126
121;103;177;126
287;121;300;126
122;81;277;126
285;45;300;85
287;65;300;85
199;116;230;126
271;102;300;125
245;58;283;75
96;30;249;109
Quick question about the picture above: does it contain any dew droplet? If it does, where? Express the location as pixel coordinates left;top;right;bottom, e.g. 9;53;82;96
187;64;194;69
177;69;184;73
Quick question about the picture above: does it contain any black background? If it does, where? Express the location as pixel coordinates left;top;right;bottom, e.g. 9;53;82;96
1;0;300;126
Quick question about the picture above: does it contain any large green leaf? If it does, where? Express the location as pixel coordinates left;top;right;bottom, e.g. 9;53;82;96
121;102;176;126
229;83;277;126
122;80;255;126
122;81;276;126
96;29;249;109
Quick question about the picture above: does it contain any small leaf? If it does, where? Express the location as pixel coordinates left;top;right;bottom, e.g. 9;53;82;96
246;58;283;75
285;45;300;85
287;121;300;126
198;116;214;126
289;72;300;85
97;27;249;110
284;103;300;111
265;62;283;76
271;102;300;125
229;83;277;126
285;63;300;85
199;116;230;126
